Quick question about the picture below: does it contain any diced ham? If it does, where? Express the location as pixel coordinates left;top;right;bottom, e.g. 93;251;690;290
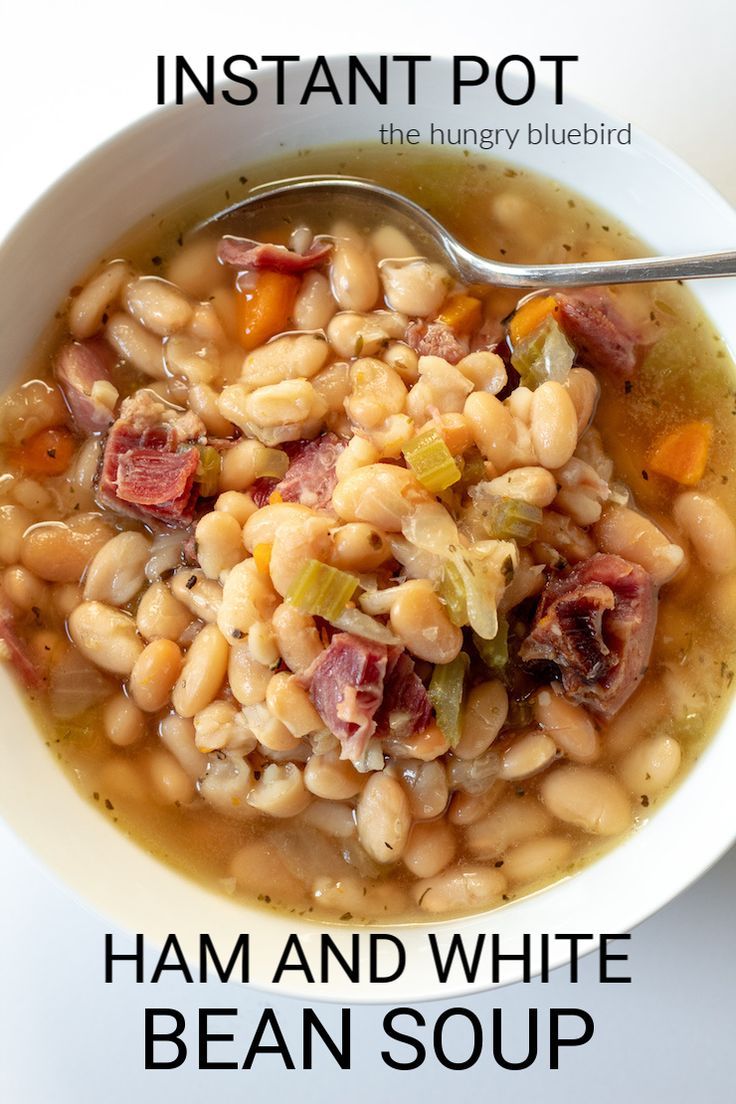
0;601;42;689
405;320;469;365
375;648;433;740
520;553;656;719
56;338;117;433
300;633;388;766
250;477;280;508
97;392;204;525
217;235;333;274
557;291;638;377
275;433;345;510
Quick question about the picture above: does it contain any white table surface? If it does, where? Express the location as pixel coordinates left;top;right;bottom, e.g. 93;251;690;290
1;1;735;1100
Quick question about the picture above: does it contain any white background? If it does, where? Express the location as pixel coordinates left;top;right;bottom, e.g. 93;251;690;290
1;0;735;1099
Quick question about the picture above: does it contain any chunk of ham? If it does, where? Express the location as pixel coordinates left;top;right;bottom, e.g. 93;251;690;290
217;235;333;274
300;633;388;766
375;648;433;740
97;392;204;526
0;600;42;689
56;338;117;433
299;633;434;767
405;319;469;365
276;434;345;511
557;291;638;377
520;553;656;719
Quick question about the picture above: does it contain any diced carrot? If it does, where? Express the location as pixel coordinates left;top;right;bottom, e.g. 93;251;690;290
268;490;284;505
237;271;299;351
437;294;483;336
508;295;560;346
648;421;713;486
14;426;76;477
254;543;273;575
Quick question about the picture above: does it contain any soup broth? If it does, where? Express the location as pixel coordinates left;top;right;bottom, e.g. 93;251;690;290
2;144;736;923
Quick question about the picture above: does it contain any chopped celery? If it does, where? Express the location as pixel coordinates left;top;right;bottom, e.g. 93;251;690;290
195;445;221;498
473;620;509;674
428;651;469;747
510;316;575;389
287;559;359;620
476;495;542;544
438;560;469;627
458;447;487;490
403;428;461;492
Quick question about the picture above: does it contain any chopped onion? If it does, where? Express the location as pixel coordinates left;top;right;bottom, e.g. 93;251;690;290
511;316;575;388
49;647;113;719
331;607;399;644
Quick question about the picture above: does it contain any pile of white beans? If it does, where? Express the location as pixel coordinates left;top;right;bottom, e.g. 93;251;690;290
2;178;736;924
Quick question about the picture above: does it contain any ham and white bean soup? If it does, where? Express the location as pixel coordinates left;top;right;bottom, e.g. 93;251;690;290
4;146;736;922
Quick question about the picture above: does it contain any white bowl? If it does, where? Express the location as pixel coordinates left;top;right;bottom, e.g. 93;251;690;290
1;58;735;1003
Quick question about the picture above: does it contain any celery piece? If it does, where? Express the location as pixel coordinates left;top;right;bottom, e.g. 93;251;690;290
473;620;509;674
403;428;462;492
195;445;221;498
458;447;487;490
257;447;289;479
438;560;469;627
428;651;469;746
477;495;542;544
511;316;575;389
287;559;359;620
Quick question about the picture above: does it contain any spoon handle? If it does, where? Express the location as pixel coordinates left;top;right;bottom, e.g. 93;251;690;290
458;248;736;289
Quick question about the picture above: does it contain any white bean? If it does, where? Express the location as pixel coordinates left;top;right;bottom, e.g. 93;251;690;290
530;381;578;468
403;821;456;879
69;260;131;340
125;276;193;336
412;866;507;914
380;259;448;317
466;797;552;857
241;333;330;389
83;531;151;606
171;624;229;717
356;772;411;863
618;734;681;797
228;641;271;706
195;512;245;581
217;559;279;641
247;762;312;817
503;836;573;885
486;466;557;508
293;271;337;330
594;504;684;586
103;692;145;746
499;731;558;781
331;238;380;312
69;601;143;675
673;492;736;574
105;311;165;378
540;765;632;835
534;691;600;764
136;581;192;642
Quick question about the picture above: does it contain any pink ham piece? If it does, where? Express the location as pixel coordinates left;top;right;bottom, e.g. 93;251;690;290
249;477;280;508
300;633;389;766
98;412;201;526
56;338;117;433
276;434;345;511
520;553;656;720
217;235;333;274
0;600;41;689
557;291;639;377
375;648;433;741
405;319;469;365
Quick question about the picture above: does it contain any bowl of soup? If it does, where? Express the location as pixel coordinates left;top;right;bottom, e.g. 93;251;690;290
1;57;735;1001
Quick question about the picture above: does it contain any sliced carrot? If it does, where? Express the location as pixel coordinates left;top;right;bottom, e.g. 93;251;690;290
508;295;560;346
253;542;273;575
648;421;712;486
437;294;483;336
14;426;76;477
237;271;299;351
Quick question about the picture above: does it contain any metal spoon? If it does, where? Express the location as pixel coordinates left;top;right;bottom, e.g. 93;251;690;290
206;175;736;289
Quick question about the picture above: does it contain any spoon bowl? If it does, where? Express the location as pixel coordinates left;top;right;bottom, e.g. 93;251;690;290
204;175;736;289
